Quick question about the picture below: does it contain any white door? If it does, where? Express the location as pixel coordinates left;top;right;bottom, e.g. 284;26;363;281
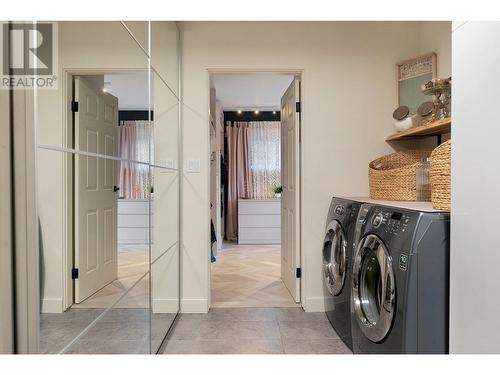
74;76;119;303
280;78;301;302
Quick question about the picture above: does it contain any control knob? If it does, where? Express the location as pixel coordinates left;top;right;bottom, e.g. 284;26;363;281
372;213;384;228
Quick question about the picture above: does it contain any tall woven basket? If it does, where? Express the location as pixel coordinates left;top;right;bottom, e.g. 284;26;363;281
430;140;451;210
369;150;431;201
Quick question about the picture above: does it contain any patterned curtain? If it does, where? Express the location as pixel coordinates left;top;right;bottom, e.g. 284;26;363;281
226;123;252;241
247;121;281;199
119;120;154;199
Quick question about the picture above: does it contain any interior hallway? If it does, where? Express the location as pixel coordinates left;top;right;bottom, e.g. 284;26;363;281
210;242;299;308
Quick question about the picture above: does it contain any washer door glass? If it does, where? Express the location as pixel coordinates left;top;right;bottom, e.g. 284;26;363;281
322;220;347;296
352;234;396;342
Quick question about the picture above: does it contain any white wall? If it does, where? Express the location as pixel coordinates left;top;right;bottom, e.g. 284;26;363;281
450;21;500;353
179;21;451;312
419;22;452;78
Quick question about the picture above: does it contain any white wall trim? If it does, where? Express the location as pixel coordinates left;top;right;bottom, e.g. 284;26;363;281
180;298;209;313
41;298;64;314
152;298;179;313
303;297;326;313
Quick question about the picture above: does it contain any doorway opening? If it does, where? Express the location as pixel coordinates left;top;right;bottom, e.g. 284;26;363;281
208;72;302;308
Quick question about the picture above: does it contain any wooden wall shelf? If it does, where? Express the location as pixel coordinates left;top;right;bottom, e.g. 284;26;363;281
386;117;451;141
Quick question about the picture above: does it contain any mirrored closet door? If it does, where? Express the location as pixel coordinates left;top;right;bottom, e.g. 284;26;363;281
35;21;181;354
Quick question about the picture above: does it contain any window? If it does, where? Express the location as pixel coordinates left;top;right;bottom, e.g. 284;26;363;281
247;121;281;199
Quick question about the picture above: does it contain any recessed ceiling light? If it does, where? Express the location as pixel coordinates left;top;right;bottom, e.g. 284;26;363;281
237;110;242;114
254;110;259;114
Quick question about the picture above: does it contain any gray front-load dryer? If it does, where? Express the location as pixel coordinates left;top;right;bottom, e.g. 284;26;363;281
322;197;362;351
350;203;450;354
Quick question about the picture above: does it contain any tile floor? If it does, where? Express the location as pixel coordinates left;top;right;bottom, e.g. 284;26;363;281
40;307;177;354
39;308;105;354
40;245;177;354
211;242;300;308
162;307;352;354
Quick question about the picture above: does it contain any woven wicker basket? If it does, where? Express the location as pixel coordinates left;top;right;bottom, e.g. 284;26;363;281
369;150;431;201
430;140;451;210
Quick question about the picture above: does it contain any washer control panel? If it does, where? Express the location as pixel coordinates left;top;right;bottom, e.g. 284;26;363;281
334;205;345;216
371;213;384;228
370;209;411;236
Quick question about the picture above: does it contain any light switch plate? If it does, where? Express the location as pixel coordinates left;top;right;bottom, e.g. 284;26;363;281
159;158;175;171
187;158;201;173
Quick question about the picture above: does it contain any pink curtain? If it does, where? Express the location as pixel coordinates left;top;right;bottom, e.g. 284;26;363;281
226;122;252;241
119;122;137;199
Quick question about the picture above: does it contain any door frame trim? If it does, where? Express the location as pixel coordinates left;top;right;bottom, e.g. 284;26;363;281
62;68;149;310
206;68;304;308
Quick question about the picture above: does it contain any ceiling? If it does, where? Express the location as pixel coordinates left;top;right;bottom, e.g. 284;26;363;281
210;74;294;111
104;72;151;110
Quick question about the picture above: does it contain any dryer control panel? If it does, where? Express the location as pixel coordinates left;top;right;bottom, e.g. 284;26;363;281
371;209;412;236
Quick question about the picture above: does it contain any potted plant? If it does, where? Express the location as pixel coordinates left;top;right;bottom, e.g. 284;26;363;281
272;185;282;199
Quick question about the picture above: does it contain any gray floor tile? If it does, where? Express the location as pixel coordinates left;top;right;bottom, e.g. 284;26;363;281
275;308;328;322
151;339;165;354
80;320;150;341
283;338;352;354
40;309;105;354
169;318;204;340
152;313;177;340
198;321;281;340
99;308;150;323
164;308;345;354
205;307;277;322
65;338;150;354
163;339;284;354
278;320;340;340
178;313;206;322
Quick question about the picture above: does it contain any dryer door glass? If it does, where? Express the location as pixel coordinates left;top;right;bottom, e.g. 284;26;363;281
322;220;347;296
352;234;395;343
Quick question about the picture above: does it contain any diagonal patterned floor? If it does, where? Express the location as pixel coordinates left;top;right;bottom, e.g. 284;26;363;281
211;242;299;308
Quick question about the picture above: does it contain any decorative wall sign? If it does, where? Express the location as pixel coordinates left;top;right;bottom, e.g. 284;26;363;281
397;52;437;113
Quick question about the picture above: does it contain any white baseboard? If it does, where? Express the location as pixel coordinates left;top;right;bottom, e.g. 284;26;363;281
180;298;209;313
152;298;180;314
304;296;326;312
41;298;64;313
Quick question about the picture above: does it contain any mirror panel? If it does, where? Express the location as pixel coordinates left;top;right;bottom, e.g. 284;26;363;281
151;21;179;97
150;164;180;353
36;20;181;355
36;21;154;354
37;149;152;353
64;273;151;354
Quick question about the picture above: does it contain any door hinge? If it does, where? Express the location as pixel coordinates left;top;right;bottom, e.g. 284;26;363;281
72;268;79;280
71;101;79;113
296;267;301;278
295;102;301;113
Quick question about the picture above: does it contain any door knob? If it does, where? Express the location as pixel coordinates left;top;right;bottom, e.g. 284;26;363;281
113;186;120;192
